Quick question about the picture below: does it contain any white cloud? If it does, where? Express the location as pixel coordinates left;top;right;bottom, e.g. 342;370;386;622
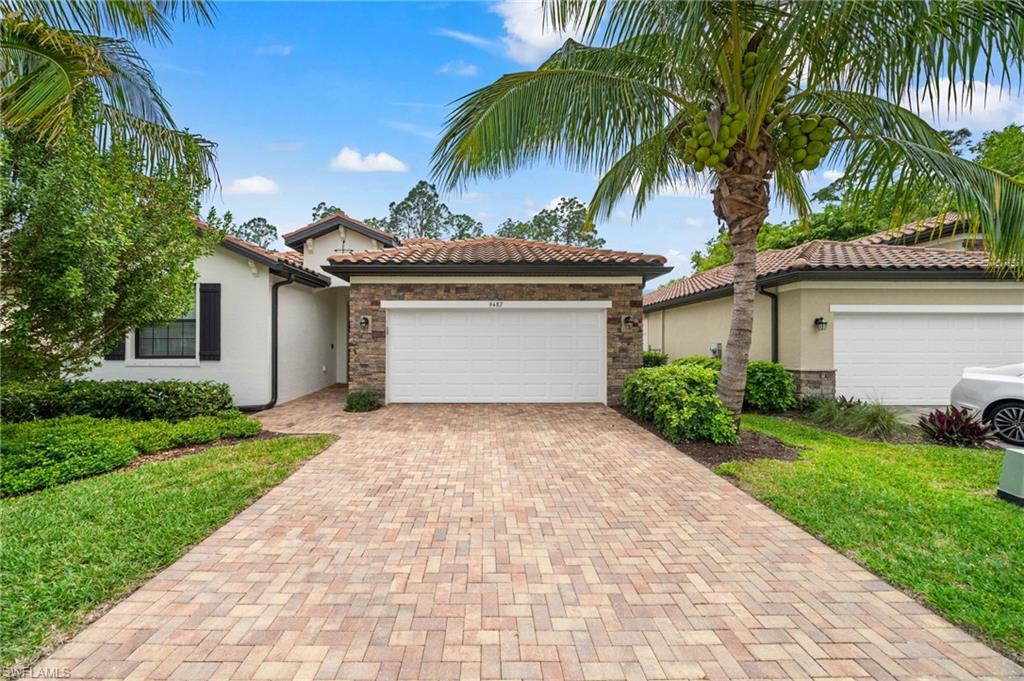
384;121;437;140
224;176;279;196
256;44;294;56
435;28;496;49
663;248;689;272
823;169;844;181
491;0;586;65
329;147;408;173
437;60;478;77
911;79;1024;130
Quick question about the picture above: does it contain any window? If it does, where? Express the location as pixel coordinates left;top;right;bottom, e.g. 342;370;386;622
135;303;197;359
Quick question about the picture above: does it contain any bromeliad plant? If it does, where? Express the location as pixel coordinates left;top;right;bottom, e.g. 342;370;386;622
918;406;995;448
432;0;1024;417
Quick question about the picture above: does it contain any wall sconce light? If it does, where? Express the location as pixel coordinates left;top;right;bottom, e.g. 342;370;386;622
709;342;722;358
814;316;828;331
358;315;372;333
621;315;639;331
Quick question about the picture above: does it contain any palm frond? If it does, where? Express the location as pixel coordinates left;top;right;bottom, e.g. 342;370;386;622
85;35;173;130
0;1;216;44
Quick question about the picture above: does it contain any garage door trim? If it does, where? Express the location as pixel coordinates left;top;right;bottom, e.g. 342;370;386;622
831;304;1024;314
381;300;612;310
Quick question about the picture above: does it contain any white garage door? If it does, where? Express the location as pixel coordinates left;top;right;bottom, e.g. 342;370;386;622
385;301;608;403
833;305;1024;405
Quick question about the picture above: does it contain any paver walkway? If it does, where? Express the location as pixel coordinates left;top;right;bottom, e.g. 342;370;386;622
35;396;1022;680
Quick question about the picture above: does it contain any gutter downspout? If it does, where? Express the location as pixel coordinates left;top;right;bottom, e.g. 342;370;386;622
758;286;779;363
238;275;294;412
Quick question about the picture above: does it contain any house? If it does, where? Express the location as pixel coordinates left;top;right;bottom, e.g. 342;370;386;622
90;211;670;407
643;221;1024;405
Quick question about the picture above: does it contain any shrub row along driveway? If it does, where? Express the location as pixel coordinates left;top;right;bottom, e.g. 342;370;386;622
35;401;1021;680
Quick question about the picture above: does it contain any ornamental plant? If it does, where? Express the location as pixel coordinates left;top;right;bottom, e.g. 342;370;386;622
918;406;995;448
433;1;1024;419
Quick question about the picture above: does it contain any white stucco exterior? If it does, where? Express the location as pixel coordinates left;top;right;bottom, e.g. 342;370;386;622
277;285;339;404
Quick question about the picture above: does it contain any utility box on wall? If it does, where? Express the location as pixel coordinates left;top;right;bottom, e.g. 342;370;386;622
998;447;1024;506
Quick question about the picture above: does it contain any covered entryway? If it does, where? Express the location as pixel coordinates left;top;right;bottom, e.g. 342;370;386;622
832;305;1024;404
384;301;607;403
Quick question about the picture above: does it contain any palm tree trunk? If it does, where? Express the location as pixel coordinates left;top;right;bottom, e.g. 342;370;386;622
712;140;772;417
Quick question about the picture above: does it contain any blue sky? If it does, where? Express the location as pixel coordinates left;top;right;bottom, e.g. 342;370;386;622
143;1;1024;277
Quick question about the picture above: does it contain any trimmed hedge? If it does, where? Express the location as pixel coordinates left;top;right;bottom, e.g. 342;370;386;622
345;389;381;413
0;380;233;423
672;356;795;413
623;365;738;444
642;350;668;367
0;410;261;496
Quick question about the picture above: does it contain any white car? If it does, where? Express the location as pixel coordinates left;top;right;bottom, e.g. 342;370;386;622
950;364;1024;446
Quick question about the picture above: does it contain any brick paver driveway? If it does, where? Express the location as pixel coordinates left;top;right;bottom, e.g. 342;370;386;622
36;396;1022;680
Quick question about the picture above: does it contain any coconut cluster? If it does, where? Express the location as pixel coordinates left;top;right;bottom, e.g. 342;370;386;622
679;103;749;172
775;114;838;171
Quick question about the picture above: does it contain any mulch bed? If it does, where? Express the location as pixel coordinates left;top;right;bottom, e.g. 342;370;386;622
125;431;287;470
615;407;801;468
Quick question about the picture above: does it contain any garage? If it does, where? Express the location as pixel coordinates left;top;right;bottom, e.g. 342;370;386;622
385;302;607;403
832;305;1024;405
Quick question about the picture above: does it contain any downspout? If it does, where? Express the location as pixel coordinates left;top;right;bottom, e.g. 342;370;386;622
238;275;294;412
758;286;779;363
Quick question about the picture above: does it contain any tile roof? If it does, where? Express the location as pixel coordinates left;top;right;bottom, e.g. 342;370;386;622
643;239;996;309
850;213;967;246
282;210;397;246
326;236;667;267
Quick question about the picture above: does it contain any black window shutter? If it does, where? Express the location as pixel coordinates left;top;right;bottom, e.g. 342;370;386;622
104;339;126;360
199;283;221;360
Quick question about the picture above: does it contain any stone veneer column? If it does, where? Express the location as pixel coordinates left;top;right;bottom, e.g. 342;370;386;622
789;369;837;399
347;282;643;405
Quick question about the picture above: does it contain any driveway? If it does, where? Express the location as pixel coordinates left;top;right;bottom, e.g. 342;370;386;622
36;399;1021;680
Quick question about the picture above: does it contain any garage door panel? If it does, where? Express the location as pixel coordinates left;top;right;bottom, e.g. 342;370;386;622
834;310;1024;405
386;306;607;403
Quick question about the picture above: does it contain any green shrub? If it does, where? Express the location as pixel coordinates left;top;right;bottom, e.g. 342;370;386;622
0;380;232;423
0;411;262;495
744;361;796;412
623;365;737;444
672;356;795;413
642;350;668;367
806;397;905;440
345;389;380;413
807;398;844;426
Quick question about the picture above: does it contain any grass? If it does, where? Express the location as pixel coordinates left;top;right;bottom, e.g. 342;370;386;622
0;434;335;671
720;415;1024;658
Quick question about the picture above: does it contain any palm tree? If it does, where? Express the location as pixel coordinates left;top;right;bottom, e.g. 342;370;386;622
433;0;1024;416
1;0;217;184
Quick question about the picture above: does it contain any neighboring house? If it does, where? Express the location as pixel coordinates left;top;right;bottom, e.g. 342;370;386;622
850;213;986;252
643;231;1024;406
91;212;670;406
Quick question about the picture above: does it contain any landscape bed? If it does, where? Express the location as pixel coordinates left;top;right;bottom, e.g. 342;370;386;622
722;415;1024;661
0;434;336;672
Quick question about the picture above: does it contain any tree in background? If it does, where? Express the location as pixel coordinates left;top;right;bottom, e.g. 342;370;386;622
0;0;217;185
433;1;1024;415
368;180;483;240
233;217;277;248
311;201;342;221
973;124;1024;180
1;94;216;379
496;197;606;247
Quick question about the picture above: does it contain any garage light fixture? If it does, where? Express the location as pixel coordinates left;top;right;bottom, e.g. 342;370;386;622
359;316;372;332
814;316;828;331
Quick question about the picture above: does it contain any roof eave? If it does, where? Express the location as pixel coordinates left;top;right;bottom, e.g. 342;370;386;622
322;262;673;282
643;267;1005;312
220;239;331;288
283;215;399;250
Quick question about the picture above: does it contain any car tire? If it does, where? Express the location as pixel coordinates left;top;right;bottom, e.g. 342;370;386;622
989;402;1024;447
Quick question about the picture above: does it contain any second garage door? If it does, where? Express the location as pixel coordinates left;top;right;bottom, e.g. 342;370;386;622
832;305;1024;405
385;302;608;403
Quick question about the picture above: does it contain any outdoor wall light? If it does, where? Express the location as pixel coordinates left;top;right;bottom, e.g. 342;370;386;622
359;315;372;332
621;315;639;331
709;342;722;358
814;316;828;331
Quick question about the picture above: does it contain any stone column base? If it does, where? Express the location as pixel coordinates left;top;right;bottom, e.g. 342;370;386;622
789;369;836;399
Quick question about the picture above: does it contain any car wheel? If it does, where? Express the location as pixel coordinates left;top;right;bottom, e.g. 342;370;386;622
989;402;1024;447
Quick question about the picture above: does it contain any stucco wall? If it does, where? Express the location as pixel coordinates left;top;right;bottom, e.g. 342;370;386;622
88;247;273;405
302;227;384;287
646;294;773;361
277;285;339;404
348;281;644;404
643;279;1024;371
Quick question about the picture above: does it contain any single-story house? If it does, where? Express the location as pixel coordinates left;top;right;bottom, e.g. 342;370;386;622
89;211;670;407
643;221;1024;405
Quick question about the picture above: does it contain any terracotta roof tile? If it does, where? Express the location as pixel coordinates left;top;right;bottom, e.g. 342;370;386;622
327;236;668;267
218;233;326;280
850;213;967;246
643;240;995;309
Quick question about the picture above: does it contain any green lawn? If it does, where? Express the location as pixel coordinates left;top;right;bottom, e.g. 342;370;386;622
722;415;1024;657
0;434;335;670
